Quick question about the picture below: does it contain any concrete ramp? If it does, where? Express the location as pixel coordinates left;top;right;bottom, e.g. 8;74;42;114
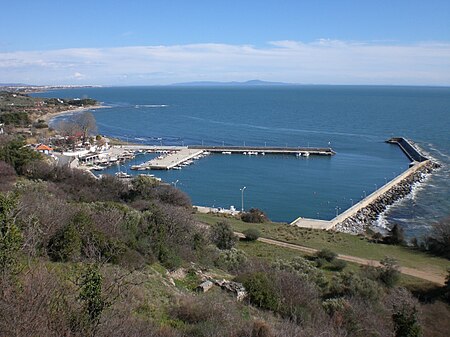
290;217;332;229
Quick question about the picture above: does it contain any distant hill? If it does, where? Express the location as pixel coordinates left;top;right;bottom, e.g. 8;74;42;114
171;79;294;86
0;83;34;87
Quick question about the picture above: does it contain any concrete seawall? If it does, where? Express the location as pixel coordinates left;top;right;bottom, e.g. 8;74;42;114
291;137;440;233
386;137;427;163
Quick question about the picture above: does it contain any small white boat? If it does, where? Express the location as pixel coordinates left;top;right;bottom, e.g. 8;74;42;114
302;152;310;157
91;165;105;171
138;173;155;177
222;151;232;155
115;172;132;178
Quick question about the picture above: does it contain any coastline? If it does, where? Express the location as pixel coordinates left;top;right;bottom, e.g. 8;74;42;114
39;104;110;124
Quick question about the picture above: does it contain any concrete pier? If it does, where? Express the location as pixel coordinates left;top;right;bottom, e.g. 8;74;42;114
189;145;335;156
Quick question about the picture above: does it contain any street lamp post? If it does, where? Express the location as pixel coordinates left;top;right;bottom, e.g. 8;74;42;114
350;198;353;206
240;186;247;212
172;179;179;188
363;190;366;198
335;206;341;217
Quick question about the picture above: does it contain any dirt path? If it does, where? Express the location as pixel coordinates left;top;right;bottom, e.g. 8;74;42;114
235;232;446;285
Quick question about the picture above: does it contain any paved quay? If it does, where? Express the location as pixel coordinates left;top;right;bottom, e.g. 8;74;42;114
136;148;205;170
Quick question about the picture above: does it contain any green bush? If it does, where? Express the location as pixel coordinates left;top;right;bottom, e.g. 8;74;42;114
316;248;337;262
210;220;237;250
47;223;82;262
329;272;383;301
243;228;260;241
315;257;327;268
0;112;30;126
272;257;327;289
328;259;347;271
241;208;269;223
216;248;248;271
239;272;279;311
0;193;23;274
379;257;400;288
392;307;422;337
0;137;41;172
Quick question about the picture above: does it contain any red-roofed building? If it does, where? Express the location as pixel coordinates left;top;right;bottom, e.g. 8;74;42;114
36;144;53;155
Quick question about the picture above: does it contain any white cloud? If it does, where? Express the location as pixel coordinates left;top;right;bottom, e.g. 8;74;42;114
0;40;449;85
72;72;86;80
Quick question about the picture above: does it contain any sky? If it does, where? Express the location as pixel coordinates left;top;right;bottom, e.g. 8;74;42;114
1;0;449;86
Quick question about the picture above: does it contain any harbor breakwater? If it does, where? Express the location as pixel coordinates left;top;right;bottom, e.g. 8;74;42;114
291;137;441;234
334;160;440;234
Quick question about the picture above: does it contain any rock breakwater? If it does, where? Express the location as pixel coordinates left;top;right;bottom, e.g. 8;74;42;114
335;161;440;234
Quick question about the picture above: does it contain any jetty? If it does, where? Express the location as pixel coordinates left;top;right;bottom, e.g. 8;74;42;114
291;137;440;233
129;145;335;170
189;145;335;156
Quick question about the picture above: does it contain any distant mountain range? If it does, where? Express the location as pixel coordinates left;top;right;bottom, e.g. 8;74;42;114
170;79;295;86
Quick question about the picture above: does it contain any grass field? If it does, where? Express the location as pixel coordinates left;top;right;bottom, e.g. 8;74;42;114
196;213;450;278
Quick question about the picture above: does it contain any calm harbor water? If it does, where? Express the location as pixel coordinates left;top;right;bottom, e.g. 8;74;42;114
34;86;450;238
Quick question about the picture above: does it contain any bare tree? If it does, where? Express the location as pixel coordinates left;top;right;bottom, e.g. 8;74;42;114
74;112;97;143
57;119;81;138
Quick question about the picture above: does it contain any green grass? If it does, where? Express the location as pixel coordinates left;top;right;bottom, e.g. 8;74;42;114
237;238;438;291
196;213;450;277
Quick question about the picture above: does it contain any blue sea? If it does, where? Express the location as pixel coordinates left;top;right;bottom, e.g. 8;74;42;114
33;86;450;238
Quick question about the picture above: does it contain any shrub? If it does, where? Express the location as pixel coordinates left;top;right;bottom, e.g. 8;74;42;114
0;193;23;275
316;248;337;262
251;320;274;337
379;257;400;288
239;272;279;310
216;248;248;271
384;224;405;245
272;257;327;289
210;220;237;250
0;160;16;192
0;136;41;172
243;228;260;241
47;223;82;262
329;272;383;301
315;257;327;268
444;269;450;303
328;259;347;271
423;217;450;259
387;288;423;337
322;297;348;315
241;208;269;223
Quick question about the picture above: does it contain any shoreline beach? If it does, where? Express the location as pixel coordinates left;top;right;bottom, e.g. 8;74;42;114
39;104;110;124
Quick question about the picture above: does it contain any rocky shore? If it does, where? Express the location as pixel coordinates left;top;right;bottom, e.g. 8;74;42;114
335;160;440;235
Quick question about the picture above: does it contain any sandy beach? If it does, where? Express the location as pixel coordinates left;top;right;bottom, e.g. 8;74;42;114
38;104;110;123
